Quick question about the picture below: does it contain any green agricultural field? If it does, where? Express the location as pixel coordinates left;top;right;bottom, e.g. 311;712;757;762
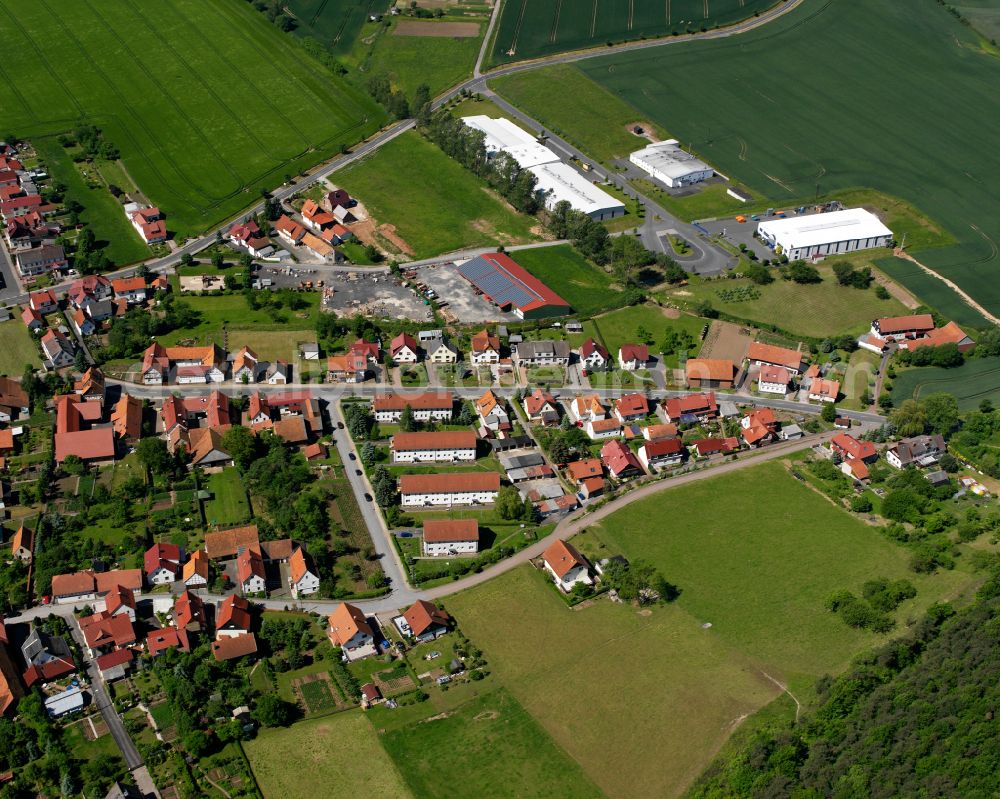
202;468;251;527
492;65;665;164
286;0;392;55
35;140;150;265
381;689;602;798
876;256;986;330
0;321;41;374
244;712;411;799
336;131;540;257
512;244;624;315
347;18;484;98
0;0;383;238
572;0;1000;320
661;261;909;339
890;357;1000;411
488;0;773;65
449;567;779;799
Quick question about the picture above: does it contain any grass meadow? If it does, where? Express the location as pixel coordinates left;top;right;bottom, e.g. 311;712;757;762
380;689;602;799
890;357;1000;411
0;321;41;374
0;0;383;237
449;461;981;798
336;131;540;257
661;260;909;339
571;0;1000;321
244;713;412;799
512;244;624;316
488;0;773;65
202;469;251;527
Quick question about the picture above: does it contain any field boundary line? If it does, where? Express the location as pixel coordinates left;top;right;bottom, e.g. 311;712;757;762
893;249;999;325
759;670;801;722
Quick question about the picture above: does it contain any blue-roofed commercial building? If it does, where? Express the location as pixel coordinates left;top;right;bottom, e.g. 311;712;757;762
457;253;571;320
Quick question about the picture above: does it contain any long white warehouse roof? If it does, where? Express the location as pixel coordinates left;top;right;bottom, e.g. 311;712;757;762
757;208;892;249
461;115;558;169
530;162;625;217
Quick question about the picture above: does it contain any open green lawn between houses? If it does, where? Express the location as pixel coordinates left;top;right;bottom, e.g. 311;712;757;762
336;131;541;258
661;260;909;339
0;320;41;374
447;461;982;799
202;468;251;527
0;0;383;238
512;243;625;316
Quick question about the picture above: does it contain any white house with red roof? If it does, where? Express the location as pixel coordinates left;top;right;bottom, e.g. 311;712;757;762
144;543;182;585
618;343;650;371
660;392;718;423
613;393;649;423
29;289;58;315
228;219;274;257
757;364;792;396
740;408;779;447
831;433;878;463
390;332;419;363
128;205;167;244
289;548;320;598
112;276;147;305
523;388;559;424
601;439;643;478
578;338;609;371
638;438;685;471
40;329;75;368
542;539;592;592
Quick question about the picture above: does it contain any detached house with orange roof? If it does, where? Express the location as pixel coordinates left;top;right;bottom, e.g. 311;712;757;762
183;549;209;587
232;346;260;383
128;205;167;244
236;548;266;595
542;539;592;592
300;199;336;232
111;394;143;446
740;408;779;447
111;276;147;305
808;377;840;404
586;417;622;440
469;329;501;364
10;526;32;561
326;351;367;383
523;388;559;424
289;548;320;598
216;595;253;638
327;602;376;661
571;394;605;423
613;392;649;423
831;433;878;464
475;389;509;432
747;342;803;375
141;342;227;385
660;392;718;423
273;214;305;247
400;600;451;643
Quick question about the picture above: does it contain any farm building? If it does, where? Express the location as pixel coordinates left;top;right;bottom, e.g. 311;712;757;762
458;253;570;319
531;161;625;220
757;208;892;260
629;140;714;188
461;115;556;168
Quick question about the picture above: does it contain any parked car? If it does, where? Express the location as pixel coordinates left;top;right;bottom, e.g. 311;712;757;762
364;492;373;502
355;469;362;476
348;452;356;461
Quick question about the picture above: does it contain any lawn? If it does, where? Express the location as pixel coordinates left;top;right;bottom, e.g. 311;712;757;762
0;0;383;237
890;357;1000;411
347;17;485;99
244;712;411;799
448;566;779;799
0;320;41;374
512;243;625;316
568;302;707;366
154;292;320;361
202;468;251;527
336;131;541;258
583;461;978;685
35;139;150;265
574;0;1000;320
488;0;772;65
381;688;602;799
662;261;908;339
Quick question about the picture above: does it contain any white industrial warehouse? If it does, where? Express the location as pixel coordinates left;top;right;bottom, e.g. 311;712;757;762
757;208;893;260
462;115;624;220
462;115;557;168
629;140;714;188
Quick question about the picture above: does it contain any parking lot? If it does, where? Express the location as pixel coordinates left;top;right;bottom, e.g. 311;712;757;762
320;271;432;321
416;262;519;324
